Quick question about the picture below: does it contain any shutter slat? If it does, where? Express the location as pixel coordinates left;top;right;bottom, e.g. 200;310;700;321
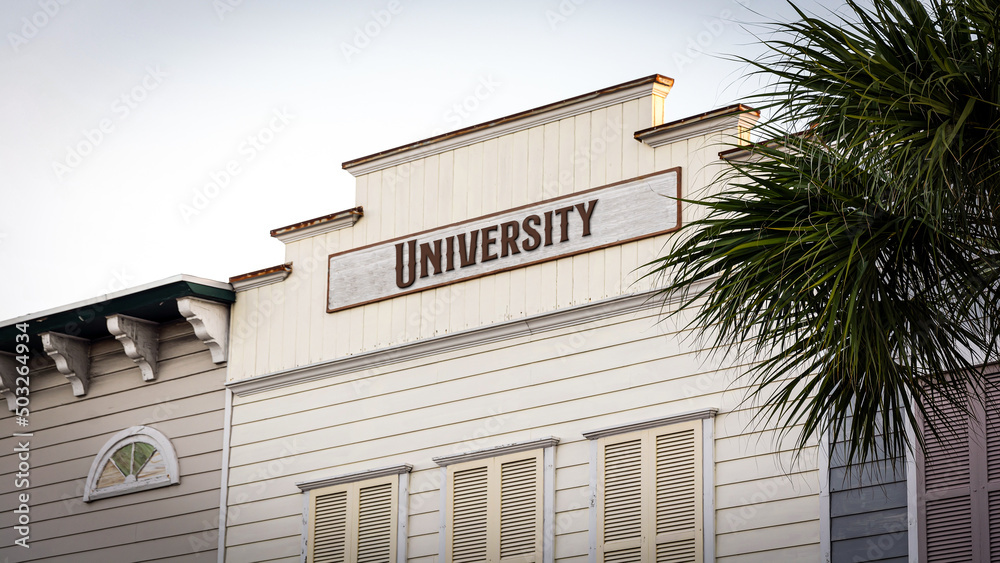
312;490;348;563
604;546;642;562
656;538;696;563
603;439;643;543
452;466;489;563
926;495;973;562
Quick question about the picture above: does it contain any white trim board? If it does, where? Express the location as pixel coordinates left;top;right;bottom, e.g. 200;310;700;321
432;436;559;467
295;463;413;491
581;407;718;440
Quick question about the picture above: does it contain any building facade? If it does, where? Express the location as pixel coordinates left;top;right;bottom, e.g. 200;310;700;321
3;74;997;563
219;75;838;562
0;276;234;561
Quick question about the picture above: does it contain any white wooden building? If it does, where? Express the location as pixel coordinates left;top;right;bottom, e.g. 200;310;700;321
219;75;836;562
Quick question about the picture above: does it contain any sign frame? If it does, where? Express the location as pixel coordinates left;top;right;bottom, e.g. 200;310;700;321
327;167;682;313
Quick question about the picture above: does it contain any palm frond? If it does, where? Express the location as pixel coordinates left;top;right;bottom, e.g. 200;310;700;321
650;0;1000;465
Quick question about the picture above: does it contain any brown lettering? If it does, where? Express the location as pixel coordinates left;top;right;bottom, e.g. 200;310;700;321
458;231;479;267
500;221;521;257
554;206;575;242
419;240;443;278
522;215;542;251
543;211;554;247
445;236;456;271
576;199;597;236
395;240;417;288
481;225;499;262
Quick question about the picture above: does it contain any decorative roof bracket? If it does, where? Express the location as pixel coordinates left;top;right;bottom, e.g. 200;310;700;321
107;314;159;381
0;353;18;411
41;332;91;397
177;297;229;364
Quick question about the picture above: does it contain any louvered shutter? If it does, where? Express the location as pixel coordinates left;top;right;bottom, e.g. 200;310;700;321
311;489;348;563
598;420;702;563
921;368;1000;561
499;456;542;561
357;481;396;563
599;438;644;561
452;465;490;563
447;450;543;562
654;426;701;562
308;475;397;563
922;394;973;561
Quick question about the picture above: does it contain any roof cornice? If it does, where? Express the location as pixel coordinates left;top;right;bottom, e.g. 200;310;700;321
342;75;674;177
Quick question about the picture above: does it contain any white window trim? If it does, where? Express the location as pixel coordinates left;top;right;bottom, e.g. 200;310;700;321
434;436;560;563
904;409;920;563
819;426;831;563
296;463;412;563
584;409;717;563
83;425;179;502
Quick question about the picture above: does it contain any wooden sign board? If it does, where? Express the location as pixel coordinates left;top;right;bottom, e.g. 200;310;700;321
328;168;681;313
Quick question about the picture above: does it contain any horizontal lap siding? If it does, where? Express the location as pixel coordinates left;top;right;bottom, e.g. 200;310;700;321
227;305;820;561
829;429;909;562
0;322;225;561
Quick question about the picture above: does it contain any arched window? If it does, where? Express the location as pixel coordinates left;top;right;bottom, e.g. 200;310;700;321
84;426;180;502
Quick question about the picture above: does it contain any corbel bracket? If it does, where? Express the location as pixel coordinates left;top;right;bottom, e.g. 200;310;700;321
0;353;18;411
177;297;229;364
107;314;159;381
41;332;91;397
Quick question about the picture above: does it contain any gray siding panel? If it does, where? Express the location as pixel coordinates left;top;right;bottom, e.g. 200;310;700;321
830;482;908;517
829;429;909;563
831;507;908;541
0;321;225;562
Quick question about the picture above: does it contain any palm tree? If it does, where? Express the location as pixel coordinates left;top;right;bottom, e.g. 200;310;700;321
650;0;1000;464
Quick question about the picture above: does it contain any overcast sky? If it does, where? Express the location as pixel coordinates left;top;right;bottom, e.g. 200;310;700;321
0;0;827;320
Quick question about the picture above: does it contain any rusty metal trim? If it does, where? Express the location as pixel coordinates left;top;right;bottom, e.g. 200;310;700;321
229;263;292;284
269;206;363;238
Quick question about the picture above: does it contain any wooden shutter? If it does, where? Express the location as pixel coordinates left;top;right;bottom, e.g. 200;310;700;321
499;456;541;560
447;450;543;563
655;427;701;562
921;368;1000;561
357;481;395;562
311;489;348;563
452;465;490;563
597;420;702;563
600;438;644;561
922;394;973;561
308;475;397;563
